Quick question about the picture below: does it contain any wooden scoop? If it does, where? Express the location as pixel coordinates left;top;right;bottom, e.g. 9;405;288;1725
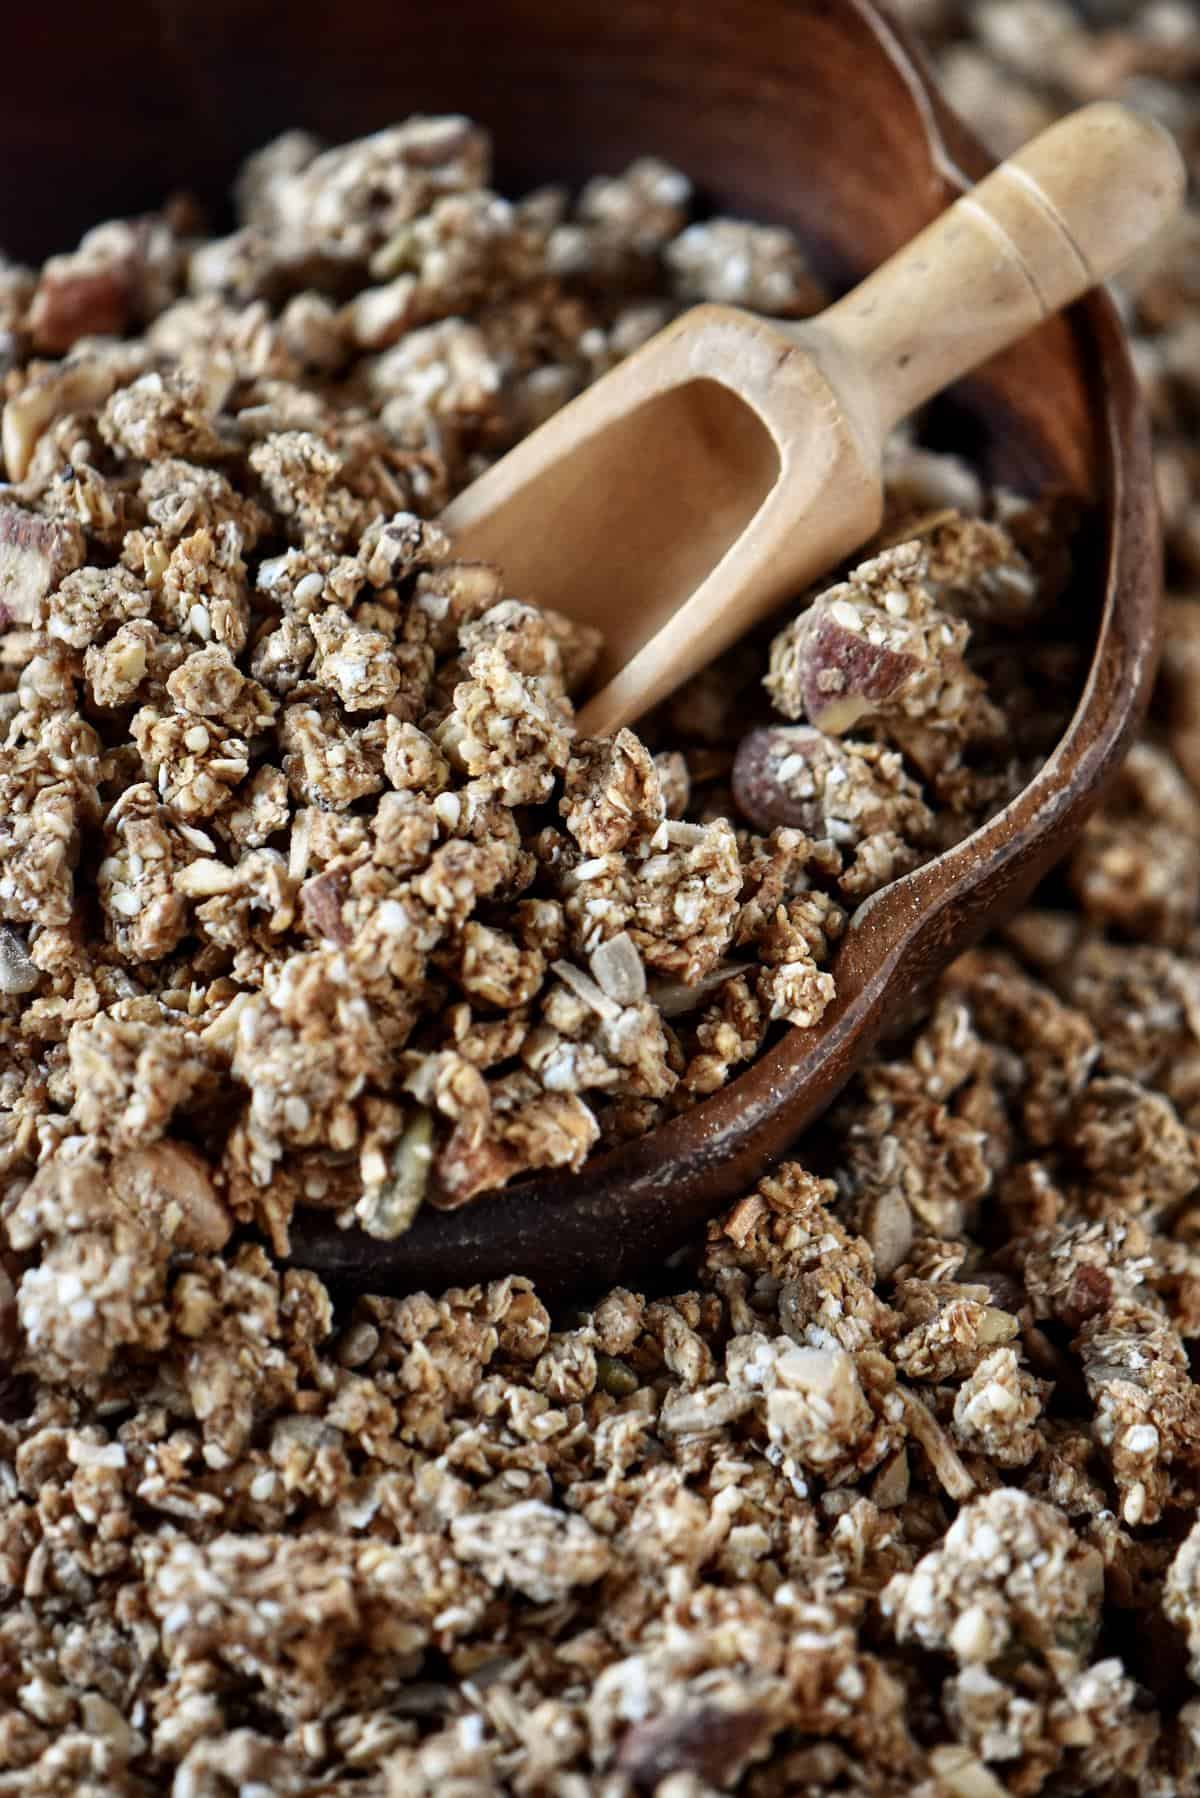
443;101;1184;735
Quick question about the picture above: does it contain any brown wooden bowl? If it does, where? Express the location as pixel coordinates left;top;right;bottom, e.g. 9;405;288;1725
5;0;1159;1299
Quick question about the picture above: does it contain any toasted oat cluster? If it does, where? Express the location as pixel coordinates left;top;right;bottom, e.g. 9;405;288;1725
0;116;1077;1253
3;0;1200;1783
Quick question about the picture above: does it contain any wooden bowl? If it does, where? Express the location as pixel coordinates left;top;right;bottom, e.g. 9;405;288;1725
5;0;1159;1298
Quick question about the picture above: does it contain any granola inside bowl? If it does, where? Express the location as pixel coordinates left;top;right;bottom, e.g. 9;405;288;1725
2;0;1161;1332
0;104;1098;1270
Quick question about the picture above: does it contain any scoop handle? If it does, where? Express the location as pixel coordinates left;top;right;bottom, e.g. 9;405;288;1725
817;102;1185;438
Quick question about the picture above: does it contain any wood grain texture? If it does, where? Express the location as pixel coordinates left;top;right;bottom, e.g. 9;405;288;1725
817;103;1182;434
0;0;1160;1298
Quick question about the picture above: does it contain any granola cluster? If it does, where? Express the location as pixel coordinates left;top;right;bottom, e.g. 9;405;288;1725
2;0;1200;1790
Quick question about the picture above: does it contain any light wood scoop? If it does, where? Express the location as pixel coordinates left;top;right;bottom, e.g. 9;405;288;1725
443;102;1184;736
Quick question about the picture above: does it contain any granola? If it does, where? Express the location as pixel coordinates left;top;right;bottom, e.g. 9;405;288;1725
1;5;1199;1790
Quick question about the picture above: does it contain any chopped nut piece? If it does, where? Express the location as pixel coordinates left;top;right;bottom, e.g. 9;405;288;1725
29;258;133;354
2;344;149;480
109;1141;232;1250
899;1385;976;1500
0;925;39;995
356;1106;434;1238
861;1191;915;1280
0;505;85;629
617;1704;772;1789
766;542;989;747
589;930;647;1005
928;1745;1011;1798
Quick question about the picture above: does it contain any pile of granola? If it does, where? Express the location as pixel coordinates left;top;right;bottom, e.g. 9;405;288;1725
0;116;1075;1245
2;1;1200;1792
